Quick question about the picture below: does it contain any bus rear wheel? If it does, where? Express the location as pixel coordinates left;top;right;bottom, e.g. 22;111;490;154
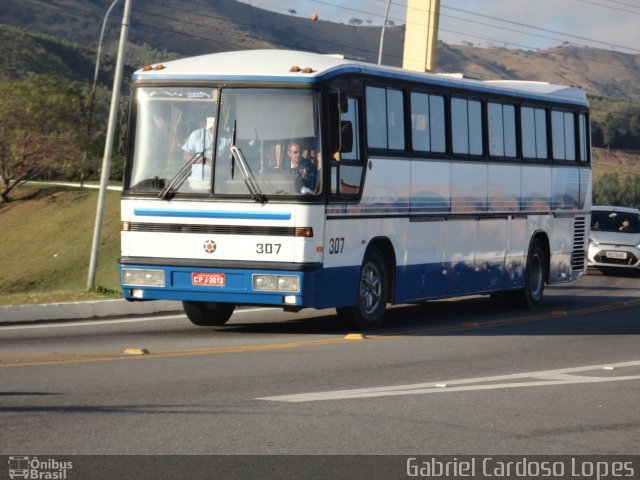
337;248;388;331
519;238;546;309
491;238;546;310
182;301;235;326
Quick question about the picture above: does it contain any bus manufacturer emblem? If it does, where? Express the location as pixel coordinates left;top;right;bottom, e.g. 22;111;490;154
203;240;217;254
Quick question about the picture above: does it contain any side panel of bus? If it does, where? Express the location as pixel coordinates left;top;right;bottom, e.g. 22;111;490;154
321;157;590;307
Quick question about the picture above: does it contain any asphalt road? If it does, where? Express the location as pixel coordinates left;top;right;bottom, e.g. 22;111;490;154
1;271;639;464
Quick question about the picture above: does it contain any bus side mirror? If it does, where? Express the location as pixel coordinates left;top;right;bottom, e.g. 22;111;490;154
118;96;130;156
328;91;341;154
340;121;353;153
340;95;349;113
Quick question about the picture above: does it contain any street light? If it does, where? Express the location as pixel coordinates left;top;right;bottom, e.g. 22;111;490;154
81;0;121;188
93;0;122;98
87;0;132;290
378;0;393;65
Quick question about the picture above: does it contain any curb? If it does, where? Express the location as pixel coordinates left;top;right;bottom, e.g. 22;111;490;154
0;299;183;325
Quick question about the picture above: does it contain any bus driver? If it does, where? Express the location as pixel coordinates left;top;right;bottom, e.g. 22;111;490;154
183;117;216;162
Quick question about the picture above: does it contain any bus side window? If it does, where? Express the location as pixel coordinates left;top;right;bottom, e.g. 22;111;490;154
329;93;362;197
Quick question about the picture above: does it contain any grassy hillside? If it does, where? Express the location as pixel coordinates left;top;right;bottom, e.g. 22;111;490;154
0;184;122;305
592;147;640;181
0;24;98;84
2;1;640;100
0;23;180;87
440;44;640;100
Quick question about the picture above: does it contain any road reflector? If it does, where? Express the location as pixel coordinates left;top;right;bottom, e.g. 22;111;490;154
434;383;448;388
121;348;149;355
344;333;366;340
550;310;567;317
461;322;478;328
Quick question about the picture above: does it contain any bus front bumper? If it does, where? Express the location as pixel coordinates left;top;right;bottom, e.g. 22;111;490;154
119;260;326;308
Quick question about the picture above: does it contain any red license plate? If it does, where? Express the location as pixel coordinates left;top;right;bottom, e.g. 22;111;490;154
191;272;225;286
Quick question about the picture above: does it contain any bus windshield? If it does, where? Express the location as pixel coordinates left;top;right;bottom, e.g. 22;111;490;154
127;87;322;198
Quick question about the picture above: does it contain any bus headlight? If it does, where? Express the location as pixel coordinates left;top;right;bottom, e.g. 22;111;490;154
277;276;300;292
253;275;277;291
252;274;300;292
122;268;165;287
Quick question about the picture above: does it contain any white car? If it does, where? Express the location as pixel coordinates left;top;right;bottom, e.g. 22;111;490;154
588;206;640;273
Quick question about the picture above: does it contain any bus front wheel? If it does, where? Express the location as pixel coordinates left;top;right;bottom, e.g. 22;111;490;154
337;248;388;330
182;301;235;326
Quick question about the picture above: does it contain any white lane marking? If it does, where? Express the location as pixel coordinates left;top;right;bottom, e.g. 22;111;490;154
257;360;640;402
0;307;272;331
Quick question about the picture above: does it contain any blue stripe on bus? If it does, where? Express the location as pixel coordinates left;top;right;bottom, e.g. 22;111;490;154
120;260;524;309
133;208;292;220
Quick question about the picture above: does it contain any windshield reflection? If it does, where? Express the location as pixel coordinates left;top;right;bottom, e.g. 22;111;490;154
127;87;322;198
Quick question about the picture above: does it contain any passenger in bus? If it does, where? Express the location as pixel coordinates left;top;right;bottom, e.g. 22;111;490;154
182;117;216;162
295;158;317;194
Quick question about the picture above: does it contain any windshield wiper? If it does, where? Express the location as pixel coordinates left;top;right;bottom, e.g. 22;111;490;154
230;145;267;204
228;120;266;204
158;153;203;200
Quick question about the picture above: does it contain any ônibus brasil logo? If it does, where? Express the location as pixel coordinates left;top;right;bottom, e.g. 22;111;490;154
8;456;73;479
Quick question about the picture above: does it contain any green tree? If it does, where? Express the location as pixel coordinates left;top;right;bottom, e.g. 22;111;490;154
592;172;621;205
630;115;640;141
620;174;640;209
0;74;85;202
601;113;619;149
593;173;640;208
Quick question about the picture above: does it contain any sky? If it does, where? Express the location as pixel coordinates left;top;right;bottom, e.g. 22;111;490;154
238;0;640;54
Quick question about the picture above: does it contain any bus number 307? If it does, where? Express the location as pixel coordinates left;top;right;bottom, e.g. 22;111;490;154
329;237;345;254
257;243;281;254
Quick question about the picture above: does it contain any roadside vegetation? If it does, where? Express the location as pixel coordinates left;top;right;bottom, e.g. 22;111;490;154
0;184;121;305
592;172;640;209
592;147;640;208
590;97;640;151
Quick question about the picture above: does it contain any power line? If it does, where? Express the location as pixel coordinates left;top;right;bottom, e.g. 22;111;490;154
425;1;640;53
303;0;640;69
603;0;640;10
577;0;640;15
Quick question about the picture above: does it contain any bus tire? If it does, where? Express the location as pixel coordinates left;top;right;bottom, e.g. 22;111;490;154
516;238;546;309
182;301;235;326
338;248;388;330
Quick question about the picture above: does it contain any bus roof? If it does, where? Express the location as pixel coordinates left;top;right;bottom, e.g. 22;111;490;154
133;49;588;106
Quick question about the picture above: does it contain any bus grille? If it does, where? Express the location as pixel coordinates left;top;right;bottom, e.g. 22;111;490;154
129;222;296;236
571;216;587;272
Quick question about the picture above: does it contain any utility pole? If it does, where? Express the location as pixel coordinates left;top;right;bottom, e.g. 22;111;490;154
87;0;132;290
403;0;440;72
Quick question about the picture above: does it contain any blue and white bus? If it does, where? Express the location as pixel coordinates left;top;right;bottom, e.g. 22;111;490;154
120;49;591;329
